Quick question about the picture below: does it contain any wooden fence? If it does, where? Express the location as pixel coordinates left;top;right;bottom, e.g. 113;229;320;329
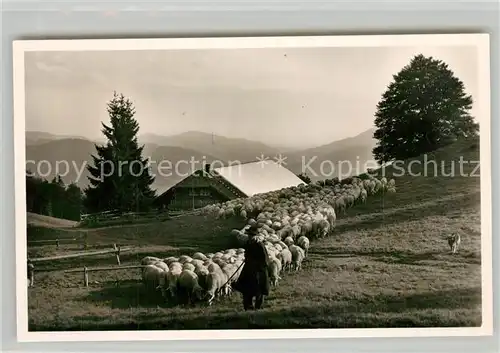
28;233;90;250
27;244;133;287
28;237;80;249
79;209;201;226
79;264;145;287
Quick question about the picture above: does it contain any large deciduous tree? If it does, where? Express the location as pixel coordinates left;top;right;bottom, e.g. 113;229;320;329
372;54;478;164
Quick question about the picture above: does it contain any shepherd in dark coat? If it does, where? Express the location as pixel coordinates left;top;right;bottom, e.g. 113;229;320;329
232;224;271;310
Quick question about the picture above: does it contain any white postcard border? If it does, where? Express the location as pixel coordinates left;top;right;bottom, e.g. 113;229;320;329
12;33;492;342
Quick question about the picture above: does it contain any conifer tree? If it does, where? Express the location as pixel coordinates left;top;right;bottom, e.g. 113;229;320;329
84;92;156;213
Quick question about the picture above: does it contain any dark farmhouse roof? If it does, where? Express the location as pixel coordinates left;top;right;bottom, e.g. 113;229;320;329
157;160;304;199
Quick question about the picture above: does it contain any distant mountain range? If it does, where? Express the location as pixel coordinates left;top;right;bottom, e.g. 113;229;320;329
25;129;378;193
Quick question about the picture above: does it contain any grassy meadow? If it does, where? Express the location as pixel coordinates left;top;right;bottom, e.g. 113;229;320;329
26;138;482;330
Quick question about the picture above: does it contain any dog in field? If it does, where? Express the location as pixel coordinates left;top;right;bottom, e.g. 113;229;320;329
447;233;461;254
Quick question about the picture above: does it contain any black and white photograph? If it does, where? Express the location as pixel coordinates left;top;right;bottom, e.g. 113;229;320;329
13;34;492;341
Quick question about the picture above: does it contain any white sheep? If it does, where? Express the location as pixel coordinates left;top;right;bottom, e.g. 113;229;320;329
183;263;196;272
166;266;182;299
152;260;169;272
268;257;282;286
168;261;183;272
194;265;210;289
322;207;336;229
207;262;222;275
164;257;179;266
318;219;330;238
141;256;161;266
178;255;193;264
335;196;346;215
277;241;288;250
289;245;306;271
296;236;310;257
177;269;206;305
360;188;368;203
284;236;294;247
192;252;208;261
205;271;225;306
142;264;165;293
190;259;205;267
277;248;292;271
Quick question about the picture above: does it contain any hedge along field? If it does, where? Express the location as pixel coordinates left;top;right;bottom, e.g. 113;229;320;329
27;138;482;330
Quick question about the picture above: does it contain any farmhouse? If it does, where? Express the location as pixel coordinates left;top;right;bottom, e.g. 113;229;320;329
156;161;305;210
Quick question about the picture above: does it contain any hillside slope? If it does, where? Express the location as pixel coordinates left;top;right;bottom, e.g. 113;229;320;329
26;138;224;191
25;129;379;189
286;128;377;180
27;138;483;330
141;131;282;164
27;212;78;229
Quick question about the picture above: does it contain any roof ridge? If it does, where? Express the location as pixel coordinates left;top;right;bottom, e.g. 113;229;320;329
212;159;280;169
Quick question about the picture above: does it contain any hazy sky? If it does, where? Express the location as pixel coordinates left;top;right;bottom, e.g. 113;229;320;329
25;45;479;149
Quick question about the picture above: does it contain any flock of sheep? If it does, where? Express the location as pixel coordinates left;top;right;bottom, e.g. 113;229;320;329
140;249;244;306
203;174;396;246
139;238;311;307
140;175;395;306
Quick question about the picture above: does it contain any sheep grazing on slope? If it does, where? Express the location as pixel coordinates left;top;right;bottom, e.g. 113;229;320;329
177;269;206;305
178;255;193;264
146;176;398;306
317;219;330;238
183;263;196;272
190;259;205;268
141;256;162;266
166;265;183;299
192;252;208;261
163;257;179;266
360;188;368;203
335;196;346;215
323;207;336;230
268;257;282;286
284;236;294;247
152;260;169;273
205;271;225;306
289;245;306;271
142;264;166;292
296;236;310;257
277;248;292;271
194;265;210;289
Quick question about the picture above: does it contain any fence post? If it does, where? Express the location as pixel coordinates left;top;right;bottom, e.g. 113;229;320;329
27;260;35;287
83;232;88;250
113;244;121;265
56;238;60;249
83;266;89;287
